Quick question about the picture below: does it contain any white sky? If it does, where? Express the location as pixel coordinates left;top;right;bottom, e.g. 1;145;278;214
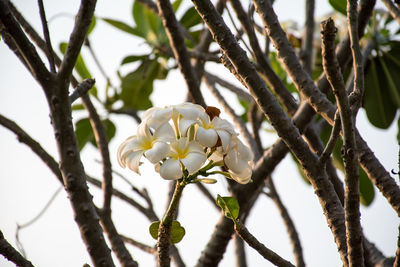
0;1;398;267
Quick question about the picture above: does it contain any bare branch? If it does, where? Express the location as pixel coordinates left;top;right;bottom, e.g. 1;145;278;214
320;111;341;165
37;0;56;72
234;220;295;267
0;0;50;86
395;223;400;267
121;235;156;254
267;177;306;267
156;0;206;107
0;231;34;267
234;234;247;267
382;0;400;25
300;0;315;74
69;78;95;103
57;0;96;82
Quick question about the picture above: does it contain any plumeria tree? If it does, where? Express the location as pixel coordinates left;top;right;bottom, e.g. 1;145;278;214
0;0;400;267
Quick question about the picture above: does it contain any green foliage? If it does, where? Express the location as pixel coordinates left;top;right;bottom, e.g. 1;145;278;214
179;7;202;29
216;195;240;221
328;0;347;16
149;221;186;244
363;42;400;129
74;118;116;151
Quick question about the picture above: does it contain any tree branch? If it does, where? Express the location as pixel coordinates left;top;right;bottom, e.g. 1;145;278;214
37;0;56;73
155;0;206;107
57;0;96;82
0;231;34;267
234;220;295;267
382;0;400;25
267;177;306;267
300;0;315;74
321;17;363;266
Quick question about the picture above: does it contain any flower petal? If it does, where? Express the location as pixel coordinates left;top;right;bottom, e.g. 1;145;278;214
181;152;207;174
144;141;170;163
160;158;182;180
196;127;218;148
117;135;139;167
230;166;252;184
237;139;254;162
154;122;175;142
178;118;197;137
174;103;204;120
216;130;231;152
187;140;206;153
125;150;144;175
224;149;249;174
213;117;235;134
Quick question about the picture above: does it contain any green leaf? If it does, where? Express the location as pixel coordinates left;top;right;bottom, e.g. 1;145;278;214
359;167;375;206
121;54;149;65
148;221;186;244
363;58;397;129
179;7;202;29
378;56;400;108
172;0;183;12
170;221;186;244
120;60;161;110
75;118;93;151
102;18;143;37
132;1;150;37
88;16;97;35
72;104;85;111
216;195;239;220
328;0;347;15
149;221;160;240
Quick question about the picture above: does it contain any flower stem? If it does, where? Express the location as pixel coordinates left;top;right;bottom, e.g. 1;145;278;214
157;181;186;267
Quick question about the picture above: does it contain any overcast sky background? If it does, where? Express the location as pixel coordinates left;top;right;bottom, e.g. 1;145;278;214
0;1;398;266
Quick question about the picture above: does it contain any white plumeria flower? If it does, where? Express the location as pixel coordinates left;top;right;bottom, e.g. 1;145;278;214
196;113;236;152
143;102;205;136
159;137;207;180
117;122;175;174
223;136;254;184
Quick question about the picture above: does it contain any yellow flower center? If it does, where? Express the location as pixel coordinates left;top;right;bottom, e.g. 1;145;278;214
141;138;153;150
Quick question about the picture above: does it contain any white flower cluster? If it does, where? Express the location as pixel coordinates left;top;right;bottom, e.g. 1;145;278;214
117;103;253;184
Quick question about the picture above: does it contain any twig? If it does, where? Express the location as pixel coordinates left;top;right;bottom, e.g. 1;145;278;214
225;1;252;54
155;0;206;107
321;17;363;266
0;113;63;183
234;220;295;267
57;0;96;82
266;177;306;267
110;108;141;124
382;0;400;25
248;102;263;152
0;231;34;267
0;0;50;86
69;78;95;103
319;111;341;165
229;0;299;116
121;235;156;254
195;183;219;210
300;0;315;74
37;0;56;72
204;72;254;102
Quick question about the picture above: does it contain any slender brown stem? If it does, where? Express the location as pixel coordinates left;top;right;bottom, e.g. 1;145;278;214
0;231;34;267
320;111;341;165
37;0;56;73
234;220;295;267
395;223;400;267
382;0;400;25
301;0;315;74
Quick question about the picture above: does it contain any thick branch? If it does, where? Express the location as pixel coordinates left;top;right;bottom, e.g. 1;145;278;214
321;17;363;267
155;0;206;107
301;0;315;74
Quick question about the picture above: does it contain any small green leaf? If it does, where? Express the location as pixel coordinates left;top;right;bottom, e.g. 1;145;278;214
75;118;93;151
328;0;347;15
102;18;143;37
72;104;85;111
148;221;185;244
363;58;397;129
132;1;150;37
359;167;375;206
378;56;400;108
149;221;160;240
170;221;185;244
172;0;183;12
179;7;202;29
216;195;239;220
121;54;149;65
